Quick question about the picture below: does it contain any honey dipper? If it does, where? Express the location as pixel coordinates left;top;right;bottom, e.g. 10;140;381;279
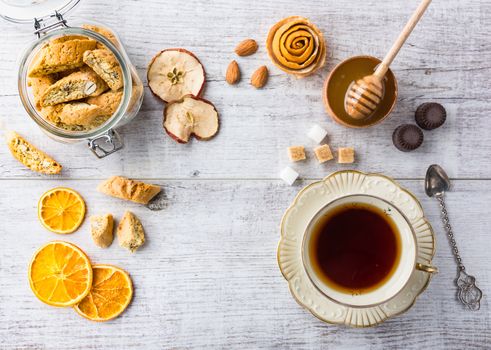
345;0;432;120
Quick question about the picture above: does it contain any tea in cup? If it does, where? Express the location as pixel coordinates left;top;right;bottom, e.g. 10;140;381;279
302;195;437;307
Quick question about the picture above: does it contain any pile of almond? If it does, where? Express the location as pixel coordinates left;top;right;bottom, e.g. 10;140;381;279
226;39;269;88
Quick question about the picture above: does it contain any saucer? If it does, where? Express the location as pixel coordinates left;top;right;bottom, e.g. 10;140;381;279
277;170;436;327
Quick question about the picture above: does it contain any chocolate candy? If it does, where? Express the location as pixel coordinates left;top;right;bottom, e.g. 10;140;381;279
415;102;446;130
392;124;424;152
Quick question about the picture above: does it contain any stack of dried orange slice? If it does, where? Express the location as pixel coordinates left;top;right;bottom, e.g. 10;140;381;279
28;241;133;322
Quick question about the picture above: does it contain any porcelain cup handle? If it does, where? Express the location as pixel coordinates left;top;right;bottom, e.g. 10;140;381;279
416;263;438;274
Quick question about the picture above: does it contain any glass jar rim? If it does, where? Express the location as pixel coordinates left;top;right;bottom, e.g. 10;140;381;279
18;26;133;140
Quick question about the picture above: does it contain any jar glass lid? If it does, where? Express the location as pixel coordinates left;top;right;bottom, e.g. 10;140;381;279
0;0;80;24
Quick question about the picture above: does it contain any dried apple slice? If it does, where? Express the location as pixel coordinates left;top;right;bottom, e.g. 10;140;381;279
148;49;205;103
163;95;219;143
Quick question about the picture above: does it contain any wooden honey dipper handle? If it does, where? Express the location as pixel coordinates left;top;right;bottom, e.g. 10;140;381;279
374;0;432;79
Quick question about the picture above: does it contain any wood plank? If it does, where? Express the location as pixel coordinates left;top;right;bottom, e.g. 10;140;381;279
0;179;489;349
0;0;490;179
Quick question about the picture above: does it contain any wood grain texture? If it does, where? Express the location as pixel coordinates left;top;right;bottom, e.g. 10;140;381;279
0;179;490;349
0;0;490;179
0;0;490;349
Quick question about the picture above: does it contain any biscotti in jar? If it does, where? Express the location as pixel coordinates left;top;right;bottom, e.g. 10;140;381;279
2;1;144;157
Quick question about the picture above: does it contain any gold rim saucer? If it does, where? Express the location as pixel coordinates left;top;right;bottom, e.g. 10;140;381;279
277;170;436;327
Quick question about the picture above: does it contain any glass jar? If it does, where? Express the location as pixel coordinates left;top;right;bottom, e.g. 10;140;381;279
1;0;144;157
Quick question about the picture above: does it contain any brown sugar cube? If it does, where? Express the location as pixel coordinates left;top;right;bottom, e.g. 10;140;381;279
338;147;355;164
314;144;334;163
287;146;306;162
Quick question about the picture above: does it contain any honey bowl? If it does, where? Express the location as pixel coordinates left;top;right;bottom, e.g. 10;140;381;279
323;56;398;128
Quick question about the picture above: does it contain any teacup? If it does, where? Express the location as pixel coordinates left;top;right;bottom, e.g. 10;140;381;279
302;195;437;307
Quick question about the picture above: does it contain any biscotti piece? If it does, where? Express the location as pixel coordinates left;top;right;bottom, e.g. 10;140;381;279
6;131;62;175
82;24;119;48
51;35;90;44
41;68;108;106
46;102;105;126
83;49;123;90
28;39;97;77
97;176;161;205
90;214;114;248
28;75;56;110
314;144;334;163
86;89;123;118
338;147;355;164
117;211;145;253
57;103;104;127
288;146;306;162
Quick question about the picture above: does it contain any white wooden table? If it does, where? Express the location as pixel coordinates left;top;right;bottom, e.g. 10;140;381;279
1;0;490;349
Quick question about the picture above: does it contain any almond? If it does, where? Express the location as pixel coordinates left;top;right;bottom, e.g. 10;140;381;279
225;60;240;85
235;39;258;56
250;66;268;88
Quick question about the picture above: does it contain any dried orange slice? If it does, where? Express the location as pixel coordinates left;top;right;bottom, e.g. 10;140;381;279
74;264;133;322
266;16;326;78
28;241;93;307
38;187;86;234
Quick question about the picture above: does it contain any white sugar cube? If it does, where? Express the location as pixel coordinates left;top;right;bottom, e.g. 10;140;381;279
307;124;328;144
280;166;299;186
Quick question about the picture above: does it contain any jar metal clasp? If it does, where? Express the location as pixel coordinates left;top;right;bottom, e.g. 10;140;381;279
88;129;124;158
34;11;68;38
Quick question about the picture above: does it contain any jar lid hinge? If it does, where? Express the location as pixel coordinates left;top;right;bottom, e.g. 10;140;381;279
34;11;68;38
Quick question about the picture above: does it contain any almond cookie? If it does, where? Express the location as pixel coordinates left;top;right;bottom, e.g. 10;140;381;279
97;176;161;205
86;89;123;118
90;214;114;248
83;49;123;91
117;211;145;253
28;39;97;77
41;102;105;129
6;131;62;174
50;35;90;44
40;67;108;106
28;75;56;111
82;24;119;48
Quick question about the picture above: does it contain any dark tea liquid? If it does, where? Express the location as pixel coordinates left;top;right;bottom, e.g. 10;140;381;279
309;203;401;293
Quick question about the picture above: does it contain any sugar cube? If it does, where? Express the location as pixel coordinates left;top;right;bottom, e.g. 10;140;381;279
307;124;328;144
338;147;355;164
314;144;334;163
280;167;299;186
287;146;306;162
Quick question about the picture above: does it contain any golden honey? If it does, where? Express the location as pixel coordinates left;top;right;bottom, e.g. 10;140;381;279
323;56;398;128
